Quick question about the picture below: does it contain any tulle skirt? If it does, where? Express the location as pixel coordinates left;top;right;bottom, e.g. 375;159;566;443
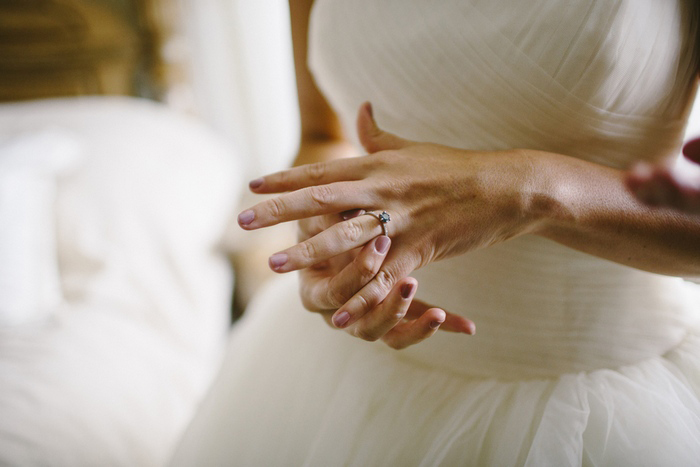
171;274;700;466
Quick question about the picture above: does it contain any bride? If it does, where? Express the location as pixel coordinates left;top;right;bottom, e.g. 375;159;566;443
173;1;700;465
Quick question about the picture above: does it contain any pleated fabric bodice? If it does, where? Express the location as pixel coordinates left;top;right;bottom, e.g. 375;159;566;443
308;0;700;378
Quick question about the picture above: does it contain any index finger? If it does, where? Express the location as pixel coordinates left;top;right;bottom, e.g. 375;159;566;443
248;157;370;194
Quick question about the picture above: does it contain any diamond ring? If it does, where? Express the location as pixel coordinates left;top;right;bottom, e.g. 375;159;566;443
363;211;391;237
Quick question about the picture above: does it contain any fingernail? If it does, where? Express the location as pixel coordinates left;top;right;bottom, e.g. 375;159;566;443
238;210;255;226
375;235;390;254
400;283;414;299
269;253;288;269
342;209;364;220
249;178;264;189
466;323;476;335
430;320;443;329
333;311;350;328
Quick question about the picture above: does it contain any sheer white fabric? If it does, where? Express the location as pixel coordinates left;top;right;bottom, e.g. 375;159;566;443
172;1;700;465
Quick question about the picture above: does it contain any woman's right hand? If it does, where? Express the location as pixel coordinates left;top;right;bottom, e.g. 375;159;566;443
627;138;700;213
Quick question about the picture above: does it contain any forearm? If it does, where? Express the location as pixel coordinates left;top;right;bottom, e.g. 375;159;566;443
289;0;350;167
527;150;700;277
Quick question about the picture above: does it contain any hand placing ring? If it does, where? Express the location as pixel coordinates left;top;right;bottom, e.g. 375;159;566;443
239;102;479;343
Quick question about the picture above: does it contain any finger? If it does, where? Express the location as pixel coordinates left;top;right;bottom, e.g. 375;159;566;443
238;181;374;229
381;307;447;350
341;208;365;220
325;235;390;307
299;235;390;310
248;157;370;194
404;299;476;334
356;101;412;154
331;252;417;328
269;215;386;273
683;138;700;164
298;211;361;242
348;277;417;342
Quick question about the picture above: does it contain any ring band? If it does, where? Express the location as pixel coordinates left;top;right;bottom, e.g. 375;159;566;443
363;211;391;237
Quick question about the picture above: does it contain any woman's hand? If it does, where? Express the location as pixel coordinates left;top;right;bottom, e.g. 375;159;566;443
296;212;474;348
626;138;700;213
239;102;540;332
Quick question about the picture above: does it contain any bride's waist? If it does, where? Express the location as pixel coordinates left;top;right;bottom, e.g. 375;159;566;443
401;237;700;379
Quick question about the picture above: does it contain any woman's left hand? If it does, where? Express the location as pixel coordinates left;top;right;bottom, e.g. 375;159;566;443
238;102;543;329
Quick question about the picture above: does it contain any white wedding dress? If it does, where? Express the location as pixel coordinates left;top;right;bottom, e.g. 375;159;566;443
172;1;700;465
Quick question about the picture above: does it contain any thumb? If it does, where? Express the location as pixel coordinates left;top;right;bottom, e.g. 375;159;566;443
357;101;412;154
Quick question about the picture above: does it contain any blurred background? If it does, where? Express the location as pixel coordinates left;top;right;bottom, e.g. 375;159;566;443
1;0;303;313
0;1;299;465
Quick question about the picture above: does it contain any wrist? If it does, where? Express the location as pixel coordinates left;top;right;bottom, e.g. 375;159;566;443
511;149;571;237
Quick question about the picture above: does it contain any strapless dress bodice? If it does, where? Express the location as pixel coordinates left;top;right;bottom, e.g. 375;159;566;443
401;236;700;378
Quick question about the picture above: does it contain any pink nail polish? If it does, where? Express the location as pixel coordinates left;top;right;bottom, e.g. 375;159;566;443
342;209;364;220
375;236;390;254
269;253;288;269
238;210;255;226
401;283;414;299
249;178;264;189
333;311;350;328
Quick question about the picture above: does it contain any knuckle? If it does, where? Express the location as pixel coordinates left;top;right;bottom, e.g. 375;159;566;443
356;255;377;279
305;162;326;182
276;169;290;187
308;185;335;208
353;327;379;342
354;293;372;313
386;339;408;351
298;240;317;262
300;294;318;311
326;286;347;309
339;220;363;244
391;308;408;322
375;268;397;292
268;196;285;219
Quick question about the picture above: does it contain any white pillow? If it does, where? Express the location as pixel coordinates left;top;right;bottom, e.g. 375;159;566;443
0;130;81;327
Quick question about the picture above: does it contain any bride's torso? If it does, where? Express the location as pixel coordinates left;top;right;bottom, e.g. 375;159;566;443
308;0;700;378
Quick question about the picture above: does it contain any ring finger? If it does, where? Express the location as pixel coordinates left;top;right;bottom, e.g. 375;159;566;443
269;213;392;273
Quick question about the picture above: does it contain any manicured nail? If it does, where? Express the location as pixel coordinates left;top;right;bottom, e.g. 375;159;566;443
249;178;264;189
400;283;414;299
342;209;364;220
467;323;476;335
430;320;443;329
333;311;350;328
269;253;288;269
375;235;390;254
238;210;255;226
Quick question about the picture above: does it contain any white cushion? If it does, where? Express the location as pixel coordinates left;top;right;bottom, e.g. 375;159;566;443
0;129;81;326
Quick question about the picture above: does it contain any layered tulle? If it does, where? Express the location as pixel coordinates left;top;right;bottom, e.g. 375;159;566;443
172;275;700;466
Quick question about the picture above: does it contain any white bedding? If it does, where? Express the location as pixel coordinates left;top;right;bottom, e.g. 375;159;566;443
0;97;242;466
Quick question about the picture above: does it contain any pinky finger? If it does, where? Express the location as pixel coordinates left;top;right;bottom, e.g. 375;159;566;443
381;307;447;350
